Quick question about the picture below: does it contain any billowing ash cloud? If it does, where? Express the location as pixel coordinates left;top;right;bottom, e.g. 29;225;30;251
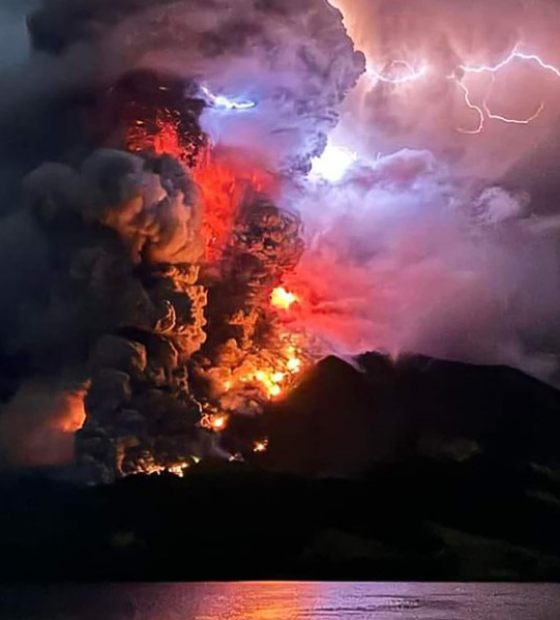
3;0;560;474
11;149;204;367
0;149;209;473
283;149;560;381
0;0;363;473
28;0;365;171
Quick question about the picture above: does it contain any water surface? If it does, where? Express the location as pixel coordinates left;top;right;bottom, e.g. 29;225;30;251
1;582;559;619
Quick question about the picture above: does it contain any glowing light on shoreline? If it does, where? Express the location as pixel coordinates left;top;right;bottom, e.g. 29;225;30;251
311;143;357;182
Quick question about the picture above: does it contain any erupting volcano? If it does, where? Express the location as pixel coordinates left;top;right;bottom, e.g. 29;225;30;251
7;0;560;590
2;0;560;487
74;70;323;481
0;0;367;481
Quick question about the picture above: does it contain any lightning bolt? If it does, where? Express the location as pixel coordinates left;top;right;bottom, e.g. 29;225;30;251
367;45;558;134
483;100;544;126
368;60;429;85
451;78;485;135
459;46;560;79
454;46;560;132
452;73;546;134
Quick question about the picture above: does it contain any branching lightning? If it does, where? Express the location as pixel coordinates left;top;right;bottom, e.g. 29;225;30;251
368;45;559;134
452;72;546;135
451;45;556;133
459;46;560;79
484;99;544;126
452;78;485;135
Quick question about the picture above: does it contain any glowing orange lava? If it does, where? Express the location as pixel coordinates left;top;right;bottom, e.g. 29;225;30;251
166;463;190;477
253;369;284;398
287;357;302;373
271;287;300;311
200;413;229;432
125;111;199;165
193;155;244;262
194;149;276;262
253;439;269;453
234;343;304;401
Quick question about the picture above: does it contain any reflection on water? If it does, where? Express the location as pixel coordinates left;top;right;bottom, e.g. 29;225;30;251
1;582;560;620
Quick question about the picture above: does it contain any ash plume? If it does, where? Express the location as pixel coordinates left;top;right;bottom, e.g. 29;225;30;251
273;0;560;385
2;0;560;479
283;149;560;382
28;0;365;171
0;0;362;476
0;148;211;479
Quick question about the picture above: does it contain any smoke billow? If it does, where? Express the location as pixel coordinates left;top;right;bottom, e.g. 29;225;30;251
0;148;211;477
28;0;365;171
283;149;560;381
0;0;363;476
0;379;87;468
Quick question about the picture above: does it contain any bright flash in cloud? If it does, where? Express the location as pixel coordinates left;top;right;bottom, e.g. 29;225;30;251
311;143;358;183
